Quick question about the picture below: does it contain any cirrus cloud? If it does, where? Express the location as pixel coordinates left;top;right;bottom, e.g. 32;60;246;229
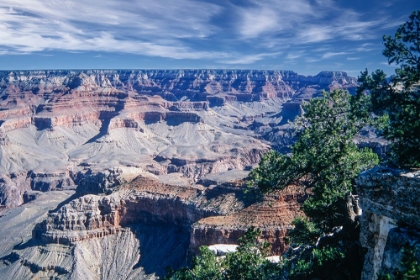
0;0;417;75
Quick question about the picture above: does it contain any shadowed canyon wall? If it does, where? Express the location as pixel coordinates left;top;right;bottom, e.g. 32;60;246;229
357;167;420;280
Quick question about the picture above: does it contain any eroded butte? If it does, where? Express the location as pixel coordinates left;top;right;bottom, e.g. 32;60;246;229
0;69;357;208
0;69;358;279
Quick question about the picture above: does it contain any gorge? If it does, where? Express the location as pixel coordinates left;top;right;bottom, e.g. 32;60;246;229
0;69;375;279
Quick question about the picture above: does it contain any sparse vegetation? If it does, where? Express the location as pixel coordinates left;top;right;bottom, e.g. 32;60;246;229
378;246;420;280
249;89;378;279
164;227;282;280
358;10;420;167
164;10;420;280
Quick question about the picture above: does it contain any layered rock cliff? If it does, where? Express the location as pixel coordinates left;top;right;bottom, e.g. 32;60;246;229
0;69;358;209
0;69;368;279
189;185;305;256
0;70;357;103
1;175;304;279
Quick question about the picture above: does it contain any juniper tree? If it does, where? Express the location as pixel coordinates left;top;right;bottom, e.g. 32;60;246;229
358;10;420;167
249;90;378;279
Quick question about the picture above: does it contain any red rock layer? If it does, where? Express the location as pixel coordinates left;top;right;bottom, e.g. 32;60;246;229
190;186;306;255
33;176;305;257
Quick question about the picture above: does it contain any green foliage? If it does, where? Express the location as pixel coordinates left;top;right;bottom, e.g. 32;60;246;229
378;246;420;280
249;90;378;232
358;10;420;167
164;227;282;280
284;225;364;280
248;150;292;194
287;217;320;246
165;246;223;280
383;11;420;88
290;246;345;280
249;90;378;279
223;227;280;280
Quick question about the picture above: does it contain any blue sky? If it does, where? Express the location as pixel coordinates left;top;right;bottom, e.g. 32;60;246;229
0;0;418;76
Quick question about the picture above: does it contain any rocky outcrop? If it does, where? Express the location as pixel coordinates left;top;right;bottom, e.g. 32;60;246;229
0;69;358;209
0;70;357;107
73;168;130;195
190;185;306;255
1;176;243;279
0;171;32;208
0;175;305;279
33;175;272;245
28;170;76;192
357;167;420;280
32;176;225;244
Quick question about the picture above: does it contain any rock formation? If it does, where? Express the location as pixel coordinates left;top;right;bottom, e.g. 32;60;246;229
190;185;305;256
1;175;304;279
357;167;420;280
0;69;363;279
0;69;358;209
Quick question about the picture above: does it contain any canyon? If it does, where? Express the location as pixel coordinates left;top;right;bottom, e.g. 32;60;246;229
0;176;304;279
0;69;360;278
0;69;359;208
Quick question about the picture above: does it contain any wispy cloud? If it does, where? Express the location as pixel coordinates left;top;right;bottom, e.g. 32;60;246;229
236;0;318;39
381;62;398;68
220;52;281;65
0;0;225;59
321;52;352;59
286;51;306;60
0;0;416;73
235;0;387;48
297;26;334;43
238;7;279;39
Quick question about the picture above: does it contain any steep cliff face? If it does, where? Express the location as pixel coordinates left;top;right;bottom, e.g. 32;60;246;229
0;69;358;209
1;175;304;279
0;70;358;102
190;185;305;255
0;69;363;278
32;176;234;245
357;167;420;280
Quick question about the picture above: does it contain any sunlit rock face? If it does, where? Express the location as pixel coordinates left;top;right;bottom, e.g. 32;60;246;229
357;167;420;280
0;69;362;279
0;175;304;279
0;69;358;209
189;185;306;256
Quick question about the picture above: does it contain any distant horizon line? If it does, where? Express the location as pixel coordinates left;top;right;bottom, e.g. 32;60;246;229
0;68;355;77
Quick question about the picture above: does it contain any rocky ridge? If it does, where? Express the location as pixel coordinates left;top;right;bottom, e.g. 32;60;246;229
1;175;303;279
0;69;358;209
0;69;372;279
190;185;306;255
